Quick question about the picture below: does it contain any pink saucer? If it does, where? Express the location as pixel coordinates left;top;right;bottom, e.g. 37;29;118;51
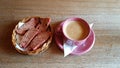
55;23;95;56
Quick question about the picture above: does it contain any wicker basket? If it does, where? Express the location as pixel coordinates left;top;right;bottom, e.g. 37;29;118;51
12;17;52;55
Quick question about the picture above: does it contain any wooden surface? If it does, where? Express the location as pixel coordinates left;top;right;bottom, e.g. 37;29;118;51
0;0;120;68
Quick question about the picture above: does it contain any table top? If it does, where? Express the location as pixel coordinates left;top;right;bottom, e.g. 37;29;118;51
0;0;120;68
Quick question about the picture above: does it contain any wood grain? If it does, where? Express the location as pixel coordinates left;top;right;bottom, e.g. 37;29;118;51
0;0;120;68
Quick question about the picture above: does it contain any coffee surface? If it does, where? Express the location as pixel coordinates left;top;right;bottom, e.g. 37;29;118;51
65;21;89;40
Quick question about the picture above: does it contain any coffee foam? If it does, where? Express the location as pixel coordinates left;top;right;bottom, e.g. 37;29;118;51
63;21;89;41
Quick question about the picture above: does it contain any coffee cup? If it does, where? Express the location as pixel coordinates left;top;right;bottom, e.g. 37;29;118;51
62;17;91;45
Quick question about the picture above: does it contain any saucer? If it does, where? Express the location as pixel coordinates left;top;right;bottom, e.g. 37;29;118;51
55;23;95;56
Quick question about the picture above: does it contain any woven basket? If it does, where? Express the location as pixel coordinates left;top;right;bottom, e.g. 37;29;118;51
12;17;52;55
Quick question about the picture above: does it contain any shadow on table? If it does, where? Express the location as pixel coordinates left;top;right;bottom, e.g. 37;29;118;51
0;20;19;55
48;21;63;55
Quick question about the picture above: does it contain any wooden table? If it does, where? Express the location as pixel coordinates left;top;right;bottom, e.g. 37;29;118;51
0;0;120;68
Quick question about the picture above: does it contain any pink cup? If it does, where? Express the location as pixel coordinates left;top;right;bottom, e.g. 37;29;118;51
62;17;91;45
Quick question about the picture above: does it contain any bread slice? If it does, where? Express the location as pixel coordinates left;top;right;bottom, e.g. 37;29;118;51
12;17;52;55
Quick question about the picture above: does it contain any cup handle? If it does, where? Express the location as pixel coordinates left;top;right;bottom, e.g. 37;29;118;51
89;23;94;28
